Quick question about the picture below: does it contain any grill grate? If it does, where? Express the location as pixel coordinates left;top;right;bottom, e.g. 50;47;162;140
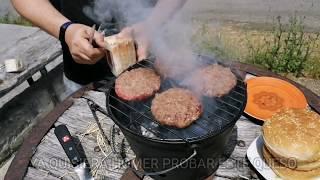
106;56;247;142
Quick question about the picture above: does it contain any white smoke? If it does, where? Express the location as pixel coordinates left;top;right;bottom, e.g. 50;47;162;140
83;0;155;27
84;0;202;82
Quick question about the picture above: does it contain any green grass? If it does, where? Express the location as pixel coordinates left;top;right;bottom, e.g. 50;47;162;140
304;58;320;79
192;16;320;79
192;22;233;60
246;15;319;77
0;13;32;26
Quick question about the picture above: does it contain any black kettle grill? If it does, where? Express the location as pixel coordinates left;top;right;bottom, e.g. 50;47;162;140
105;55;247;180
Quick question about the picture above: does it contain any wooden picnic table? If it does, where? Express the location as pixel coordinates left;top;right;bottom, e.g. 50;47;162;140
26;91;262;180
4;61;320;180
0;24;62;98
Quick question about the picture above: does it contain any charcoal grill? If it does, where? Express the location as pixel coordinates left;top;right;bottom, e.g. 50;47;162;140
105;55;247;180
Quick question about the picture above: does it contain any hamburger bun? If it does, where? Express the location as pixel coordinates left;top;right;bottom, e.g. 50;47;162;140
264;144;320;171
263;108;320;170
262;146;320;180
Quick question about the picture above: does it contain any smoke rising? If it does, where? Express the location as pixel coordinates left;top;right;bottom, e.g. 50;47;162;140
83;0;197;61
83;0;155;27
84;0;212;90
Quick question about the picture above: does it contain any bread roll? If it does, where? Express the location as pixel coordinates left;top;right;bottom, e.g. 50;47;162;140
104;35;136;76
263;146;320;180
263;108;320;170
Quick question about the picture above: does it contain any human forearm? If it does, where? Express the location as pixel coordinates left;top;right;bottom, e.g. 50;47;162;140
11;0;69;38
146;0;187;28
12;0;106;64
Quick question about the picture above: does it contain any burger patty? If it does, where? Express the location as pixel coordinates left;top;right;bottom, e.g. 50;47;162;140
115;68;161;101
151;88;202;128
182;64;237;97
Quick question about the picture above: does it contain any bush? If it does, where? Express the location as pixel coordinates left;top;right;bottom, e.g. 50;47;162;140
304;58;320;79
246;15;319;77
192;22;232;59
0;13;32;26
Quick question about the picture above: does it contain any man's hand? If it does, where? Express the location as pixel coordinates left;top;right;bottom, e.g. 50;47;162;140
65;24;106;64
118;23;151;61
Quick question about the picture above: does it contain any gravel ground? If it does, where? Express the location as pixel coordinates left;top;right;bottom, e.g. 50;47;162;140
289;76;320;96
185;0;320;29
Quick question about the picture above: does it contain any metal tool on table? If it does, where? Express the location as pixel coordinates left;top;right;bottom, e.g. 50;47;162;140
84;97;111;148
54;124;94;180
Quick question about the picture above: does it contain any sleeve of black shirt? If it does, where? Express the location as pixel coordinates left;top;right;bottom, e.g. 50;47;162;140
49;0;61;11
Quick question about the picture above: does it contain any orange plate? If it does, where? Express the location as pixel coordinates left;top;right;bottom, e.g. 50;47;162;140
244;77;308;121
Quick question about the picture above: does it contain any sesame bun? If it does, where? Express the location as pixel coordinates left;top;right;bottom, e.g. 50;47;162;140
262;146;320;180
263;108;320;170
264;144;320;171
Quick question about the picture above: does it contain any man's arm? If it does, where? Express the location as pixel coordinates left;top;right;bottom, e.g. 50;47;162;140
11;0;67;39
11;0;106;64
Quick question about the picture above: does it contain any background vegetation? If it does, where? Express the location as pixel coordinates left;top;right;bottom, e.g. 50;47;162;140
193;16;320;79
246;16;319;78
0;13;32;26
1;12;319;79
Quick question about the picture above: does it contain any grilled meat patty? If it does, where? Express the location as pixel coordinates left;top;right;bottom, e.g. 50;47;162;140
115;68;161;101
151;88;202;128
182;64;237;97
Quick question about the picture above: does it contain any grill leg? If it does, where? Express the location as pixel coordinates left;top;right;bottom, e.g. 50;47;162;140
120;168;143;180
120;159;145;180
205;174;215;180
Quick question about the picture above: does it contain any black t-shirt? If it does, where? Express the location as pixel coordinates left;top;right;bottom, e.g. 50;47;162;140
54;0;156;85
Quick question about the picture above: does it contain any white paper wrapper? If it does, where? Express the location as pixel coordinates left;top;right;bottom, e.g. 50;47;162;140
4;59;24;73
104;35;137;76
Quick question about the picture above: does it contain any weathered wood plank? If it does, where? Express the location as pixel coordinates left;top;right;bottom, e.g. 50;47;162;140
0;27;62;97
30;91;262;179
0;25;39;51
212;177;230;180
31;129;125;180
31;129;78;180
31;92;131;180
216;118;261;179
55;91;111;134
24;167;60;180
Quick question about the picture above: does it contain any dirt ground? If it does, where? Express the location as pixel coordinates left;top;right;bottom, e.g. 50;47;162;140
184;0;320;30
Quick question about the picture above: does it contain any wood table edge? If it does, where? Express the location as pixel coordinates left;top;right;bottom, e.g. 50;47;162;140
4;84;93;180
